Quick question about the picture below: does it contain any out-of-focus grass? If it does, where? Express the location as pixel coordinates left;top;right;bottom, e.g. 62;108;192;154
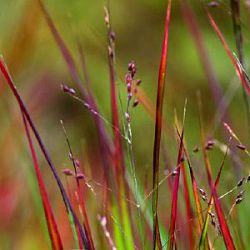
0;0;250;249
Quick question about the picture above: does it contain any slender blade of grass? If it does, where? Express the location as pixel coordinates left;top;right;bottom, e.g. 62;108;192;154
212;184;236;250
22;114;63;250
181;163;194;249
230;0;250;136
174;105;194;250
183;148;210;250
152;0;172;248
207;12;250;94
167;128;184;250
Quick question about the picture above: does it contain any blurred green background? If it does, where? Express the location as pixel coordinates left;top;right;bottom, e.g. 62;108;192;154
0;0;250;249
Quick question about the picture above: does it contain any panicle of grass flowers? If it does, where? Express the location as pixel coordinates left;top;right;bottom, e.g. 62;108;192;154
125;61;142;116
124;61;142;144
219;175;249;201
227;189;246;220
61;83;130;144
208;211;221;235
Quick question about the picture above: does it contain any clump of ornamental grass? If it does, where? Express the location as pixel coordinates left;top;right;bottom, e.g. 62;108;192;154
1;0;250;249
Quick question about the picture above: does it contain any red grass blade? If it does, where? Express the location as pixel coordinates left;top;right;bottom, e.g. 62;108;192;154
22;114;63;250
152;0;172;248
207;12;250;94
198;93;236;250
199;144;229;249
182;146;210;249
210;144;235;250
181;164;194;249
168;129;184;250
212;186;236;249
175;111;194;249
230;0;250;136
0;56;89;249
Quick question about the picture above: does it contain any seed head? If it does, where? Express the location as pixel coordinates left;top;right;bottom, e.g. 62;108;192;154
109;31;115;42
136;79;142;86
236;190;245;199
76;173;84;179
125;112;130;122
208;1;220;7
247;175;250;182
199;188;206;196
171;170;178;176
74;159;80;167
133;99;139;107
235;197;244;205
201;195;207;202
237;144;246;150
193;146;199;153
208;211;215;218
237;178;245;187
62;168;74;176
61;83;76;96
205;139;215;150
211;217;216;227
128;61;136;77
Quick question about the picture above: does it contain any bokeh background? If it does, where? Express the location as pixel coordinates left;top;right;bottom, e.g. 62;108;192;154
0;0;250;249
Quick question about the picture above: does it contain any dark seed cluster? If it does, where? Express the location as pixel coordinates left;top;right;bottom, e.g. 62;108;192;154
125;61;142;122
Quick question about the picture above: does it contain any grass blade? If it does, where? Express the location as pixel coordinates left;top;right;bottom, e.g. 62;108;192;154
168;129;184;250
212;184;236;250
174;105;194;249
181;162;194;249
207;11;250;94
22;114;63;250
230;0;250;135
152;0;172;248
